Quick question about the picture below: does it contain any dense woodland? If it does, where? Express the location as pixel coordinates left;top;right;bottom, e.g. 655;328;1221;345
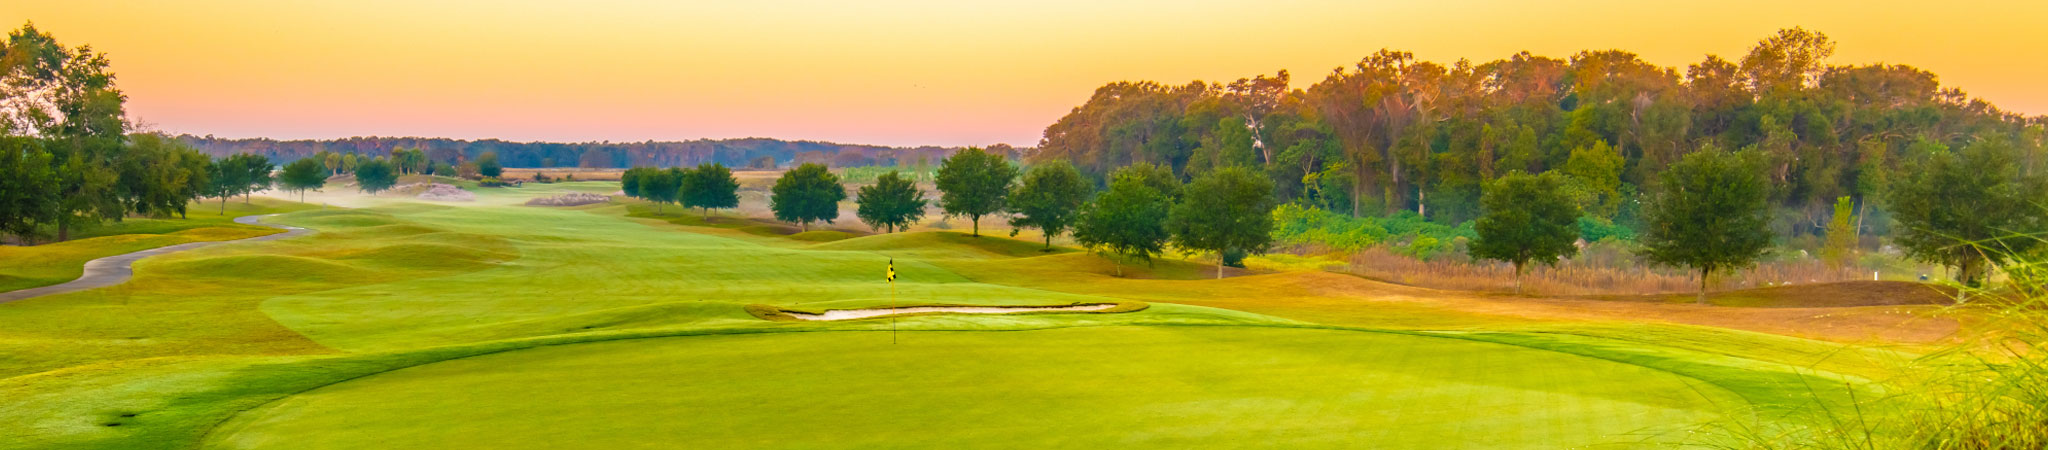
1032;28;2047;240
177;135;990;171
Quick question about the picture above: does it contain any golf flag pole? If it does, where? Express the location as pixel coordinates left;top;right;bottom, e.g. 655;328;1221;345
887;259;897;344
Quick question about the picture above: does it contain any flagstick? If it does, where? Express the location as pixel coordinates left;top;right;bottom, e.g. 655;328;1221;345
890;279;897;345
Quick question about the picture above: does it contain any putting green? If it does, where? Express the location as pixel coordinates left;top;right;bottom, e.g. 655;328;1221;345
205;326;1738;449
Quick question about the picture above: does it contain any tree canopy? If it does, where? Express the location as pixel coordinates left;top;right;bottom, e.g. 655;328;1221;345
1886;137;2048;287
1074;165;1174;276
770;163;846;231
1167;166;1277;278
934;147;1018;236
680;163;740;218
355;158;397;196
1470;171;1581;292
278;158;327;203
1639;148;1774;302
855;170;926;233
1007;161;1093;249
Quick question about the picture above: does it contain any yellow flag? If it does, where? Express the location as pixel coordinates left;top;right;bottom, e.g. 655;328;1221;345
886;259;896;282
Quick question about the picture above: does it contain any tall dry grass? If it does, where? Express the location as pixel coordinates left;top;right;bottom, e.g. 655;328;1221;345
1692;233;2048;449
1340;244;1874;296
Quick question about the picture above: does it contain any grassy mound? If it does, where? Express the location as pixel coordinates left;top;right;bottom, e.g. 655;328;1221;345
785;230;856;242
811;231;1070;259
328;243;515;270
155;254;371;282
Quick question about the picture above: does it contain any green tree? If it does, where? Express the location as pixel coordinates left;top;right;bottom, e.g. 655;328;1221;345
205;154;246;214
1470;171;1581;293
1886;137;2048;287
770;163;846;231
355;158;398;196
278;158;327;203
1115;161;1181;199
620;166;652;198
1474;171;1581;292
680;163;740;218
855;170;926;232
1168;166;1277;278
476;151;503;178
1074;170;1173;276
1560;140;1626;219
0;137;59;241
638;168;683;214
1821;196;1857;269
1640;147;1773;303
1007;161;1093;249
236;154;274;204
934;147;1018;236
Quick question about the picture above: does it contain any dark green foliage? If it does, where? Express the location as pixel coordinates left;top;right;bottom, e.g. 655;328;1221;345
854;171;926;232
1168;166;1277;278
354;158;397;196
934;147;1017;236
476;152;503;178
1640;147;1773;302
1074;170;1173;276
1885;137;2048;287
770;163;846;231
680;163;740;218
1114;162;1181;198
1470;172;1580;290
620;166;652;198
637;168;683;213
0;137;59;240
278;158;327;203
1007;161;1093;249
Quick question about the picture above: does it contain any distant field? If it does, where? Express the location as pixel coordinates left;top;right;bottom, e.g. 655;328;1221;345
0;191;1950;449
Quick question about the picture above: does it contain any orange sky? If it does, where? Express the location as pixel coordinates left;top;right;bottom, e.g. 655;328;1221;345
5;0;2045;147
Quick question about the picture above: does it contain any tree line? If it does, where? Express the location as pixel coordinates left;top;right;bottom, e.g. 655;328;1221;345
1034;27;2046;290
624;148;1283;278
1033;28;2045;241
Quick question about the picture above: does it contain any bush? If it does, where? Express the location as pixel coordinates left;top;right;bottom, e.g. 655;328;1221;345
1272;203;1474;259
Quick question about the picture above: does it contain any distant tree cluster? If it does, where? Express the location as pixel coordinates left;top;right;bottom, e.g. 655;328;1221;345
0;24;274;243
621;163;741;217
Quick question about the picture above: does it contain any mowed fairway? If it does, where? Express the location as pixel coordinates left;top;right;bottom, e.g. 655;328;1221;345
207;328;1732;449
0;186;1881;449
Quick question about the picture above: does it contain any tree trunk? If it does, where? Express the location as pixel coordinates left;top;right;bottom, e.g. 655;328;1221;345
971;215;980;237
220;197;228;215
1044;233;1052;250
57;218;70;242
1216;257;1224;280
1513;262;1524;295
1697;268;1710;304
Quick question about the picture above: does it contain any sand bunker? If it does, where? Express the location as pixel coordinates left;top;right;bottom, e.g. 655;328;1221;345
786;303;1119;321
525;192;611;206
416;183;475;202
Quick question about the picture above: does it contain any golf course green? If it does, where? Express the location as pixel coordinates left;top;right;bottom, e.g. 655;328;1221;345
0;183;1885;449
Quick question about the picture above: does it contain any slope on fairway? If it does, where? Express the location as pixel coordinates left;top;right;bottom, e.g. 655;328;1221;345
206;326;1739;450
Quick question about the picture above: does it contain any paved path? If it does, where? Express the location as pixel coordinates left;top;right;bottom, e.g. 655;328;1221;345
0;215;309;304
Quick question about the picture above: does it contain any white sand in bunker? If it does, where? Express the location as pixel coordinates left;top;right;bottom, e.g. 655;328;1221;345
787;304;1118;321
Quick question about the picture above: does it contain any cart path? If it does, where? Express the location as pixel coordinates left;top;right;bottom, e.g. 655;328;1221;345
0;215;309;304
